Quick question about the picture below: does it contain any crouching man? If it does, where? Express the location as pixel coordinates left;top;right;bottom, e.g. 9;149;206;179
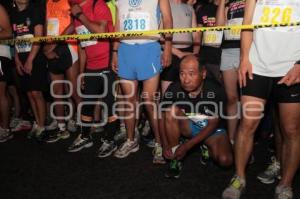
160;55;233;178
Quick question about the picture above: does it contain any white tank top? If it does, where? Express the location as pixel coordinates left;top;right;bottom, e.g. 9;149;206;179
116;0;160;44
250;0;300;77
0;45;11;59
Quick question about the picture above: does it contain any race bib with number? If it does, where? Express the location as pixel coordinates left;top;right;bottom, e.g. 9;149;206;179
224;18;243;40
15;34;33;53
47;18;60;36
186;113;209;128
202;31;223;47
121;12;150;31
75;25;97;48
252;0;300;32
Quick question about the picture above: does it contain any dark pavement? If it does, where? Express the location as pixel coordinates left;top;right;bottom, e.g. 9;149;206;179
1;132;299;199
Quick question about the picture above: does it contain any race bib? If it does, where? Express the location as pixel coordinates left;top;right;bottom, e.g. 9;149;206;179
186;113;209;128
252;0;300;32
121;12;150;31
202;31;223;47
224;18;243;40
47;18;60;36
15;34;33;53
75;25;97;48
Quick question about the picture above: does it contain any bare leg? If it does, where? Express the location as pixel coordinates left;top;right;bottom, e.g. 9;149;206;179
31;91;46;127
278;103;300;187
235;96;266;178
222;69;240;142
142;74;161;144
120;79;138;141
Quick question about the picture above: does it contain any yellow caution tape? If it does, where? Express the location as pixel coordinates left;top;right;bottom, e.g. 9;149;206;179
1;22;300;45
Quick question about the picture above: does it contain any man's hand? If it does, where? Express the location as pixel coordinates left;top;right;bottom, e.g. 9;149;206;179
24;58;33;75
111;52;118;73
238;59;253;88
174;144;188;160
163;147;174;160
71;4;82;18
161;43;172;68
278;64;300;86
15;56;24;76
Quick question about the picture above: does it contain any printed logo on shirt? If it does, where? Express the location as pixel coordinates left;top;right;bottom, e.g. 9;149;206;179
202;16;216;27
129;0;142;8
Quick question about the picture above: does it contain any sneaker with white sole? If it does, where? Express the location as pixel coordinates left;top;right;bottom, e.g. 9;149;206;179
67;119;77;133
257;156;281;184
152;143;166;164
45;129;70;143
11;120;32;132
27;122;38;139
97;139;117;158
35;126;47;141
222;175;246;199
10;117;20;129
164;159;182;179
68;134;93;152
0;127;13;143
45;119;58;131
114;139;139;158
274;185;293;199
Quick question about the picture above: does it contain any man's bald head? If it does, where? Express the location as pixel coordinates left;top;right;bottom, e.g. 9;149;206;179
179;54;206;92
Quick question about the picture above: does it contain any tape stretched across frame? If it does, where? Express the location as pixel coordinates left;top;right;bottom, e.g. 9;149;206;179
1;22;300;45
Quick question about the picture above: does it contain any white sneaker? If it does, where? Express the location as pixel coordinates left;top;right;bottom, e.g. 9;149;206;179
67;119;77;133
10;117;20;128
0;127;13;143
257;156;281;184
274;185;294;199
11;120;32;132
27;122;38;139
274;185;293;199
114;139;139;158
68;134;93;152
152;143;166;164
222;175;246;199
45;119;58;131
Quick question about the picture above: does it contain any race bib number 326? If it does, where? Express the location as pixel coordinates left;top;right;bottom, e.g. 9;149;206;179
253;0;300;32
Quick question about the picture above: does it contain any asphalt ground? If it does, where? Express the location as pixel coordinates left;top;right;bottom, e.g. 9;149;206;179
0;131;299;199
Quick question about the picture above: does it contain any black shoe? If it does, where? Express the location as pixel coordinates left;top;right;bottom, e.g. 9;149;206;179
165;160;182;179
200;144;210;165
97;139;117;158
68;134;93;152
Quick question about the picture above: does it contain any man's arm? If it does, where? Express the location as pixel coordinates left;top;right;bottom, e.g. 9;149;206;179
159;0;173;68
111;6;120;73
0;5;12;40
191;8;200;54
174;117;219;160
238;0;256;87
216;0;227;26
71;4;108;34
184;117;218;150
